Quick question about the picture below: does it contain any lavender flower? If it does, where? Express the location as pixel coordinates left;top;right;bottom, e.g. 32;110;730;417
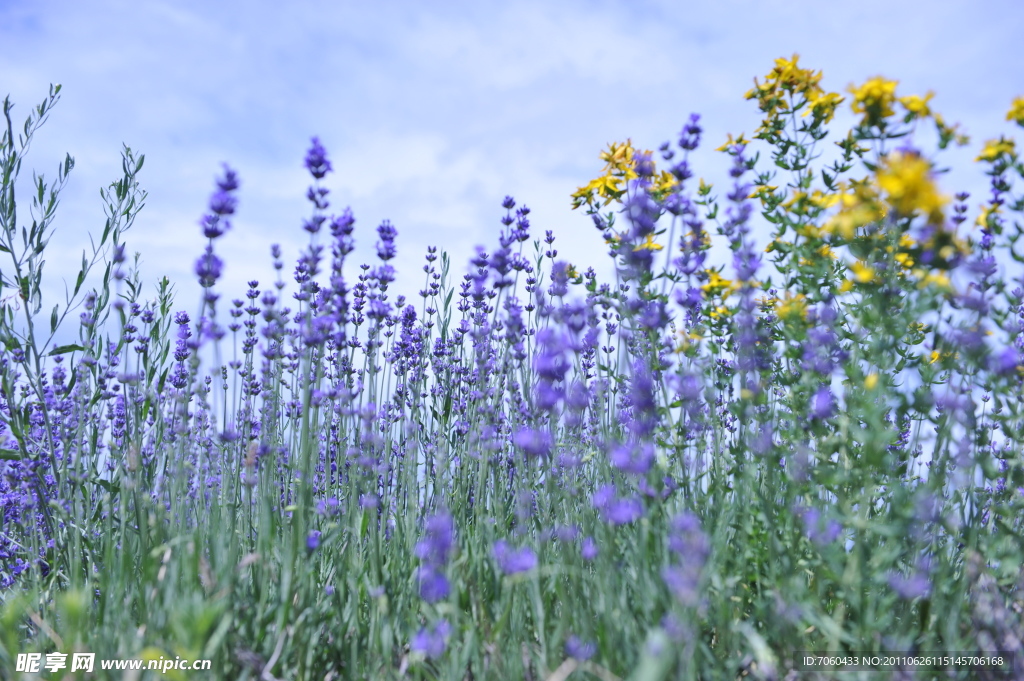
411;620;451;659
305;137;332;179
492;540;537;575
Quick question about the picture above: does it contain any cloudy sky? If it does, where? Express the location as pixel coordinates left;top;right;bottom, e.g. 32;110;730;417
2;0;1022;320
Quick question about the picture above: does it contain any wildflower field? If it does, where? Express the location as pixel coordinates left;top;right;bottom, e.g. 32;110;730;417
2;56;1024;680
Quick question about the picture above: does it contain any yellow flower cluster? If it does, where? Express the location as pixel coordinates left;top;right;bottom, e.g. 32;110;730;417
745;54;844;128
976;136;1016;163
875;150;948;224
1008;96;1024;127
898;92;934;118
571;139;679;211
848;76;899;126
571;139;639;209
823;178;888;239
775;292;808;321
701;270;740;298
824;150;948;238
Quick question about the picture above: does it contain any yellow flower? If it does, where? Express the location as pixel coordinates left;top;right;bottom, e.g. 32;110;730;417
864;373;879;390
823;180;887;239
776;292;808;321
715;133;749;152
899;92;934;118
1007;96;1024;127
875;150;948;224
848;76;899;125
976;203;1001;228
701;270;739;297
839;279;855;293
633;234;664;252
916;271;951;291
768;54;823;97
809;190;839;209
804;90;844;123
698;178;712;196
749;185;778;201
975;136;1016;163
599;139;637;173
850;260;876;283
652;170;678;195
817;245;837;259
894;252;914;268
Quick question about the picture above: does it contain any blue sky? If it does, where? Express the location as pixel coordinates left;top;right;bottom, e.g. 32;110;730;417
2;0;1023;316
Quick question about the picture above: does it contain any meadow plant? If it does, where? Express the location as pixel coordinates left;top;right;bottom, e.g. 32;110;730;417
2;57;1024;680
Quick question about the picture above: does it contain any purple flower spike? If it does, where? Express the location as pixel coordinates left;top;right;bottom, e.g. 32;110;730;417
810;386;836;420
411;620;451;659
581;537;598;561
416;566;450;603
306;530;321;554
492;540;537;575
565;635;596;661
216;164;240;192
195;246;223;288
415;510;454;564
305;137;332;179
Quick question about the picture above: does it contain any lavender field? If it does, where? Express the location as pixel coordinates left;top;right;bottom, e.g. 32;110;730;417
2;55;1024;680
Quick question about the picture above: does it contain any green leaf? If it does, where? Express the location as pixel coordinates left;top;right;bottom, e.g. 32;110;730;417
49;343;85;356
0;448;22;460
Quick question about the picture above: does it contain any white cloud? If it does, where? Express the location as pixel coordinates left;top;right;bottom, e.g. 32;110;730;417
2;0;1022;322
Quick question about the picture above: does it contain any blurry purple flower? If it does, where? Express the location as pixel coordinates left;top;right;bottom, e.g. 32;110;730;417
411;620;451;659
794;505;842;546
810;386;835;420
209;190;237;217
990;347;1021;376
565;635;596;661
195;246;223;288
305;137;332;179
888;571;931;600
581;537;598;561
513;427;553;459
414;509;454;565
306;530;321;554
592;484;617;510
609;442;655;476
416;566;450;603
359;493;379;509
492;540;537;575
602;497;643;525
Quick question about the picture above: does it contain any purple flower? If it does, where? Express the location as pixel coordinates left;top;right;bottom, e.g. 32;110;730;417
602;497;643;526
305;137;332;179
565;635;596;661
209;189;237;217
492;540;537;575
416;565;450;603
663;512;709;606
216;164;240;192
513;427;553;459
306;530;321;554
794;505;842;546
411;620;451;659
414;509;454;565
581;537;598;561
609;442;655;476
888;571;931;600
990;347;1021;376
810;386;835;420
195;246;223;288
